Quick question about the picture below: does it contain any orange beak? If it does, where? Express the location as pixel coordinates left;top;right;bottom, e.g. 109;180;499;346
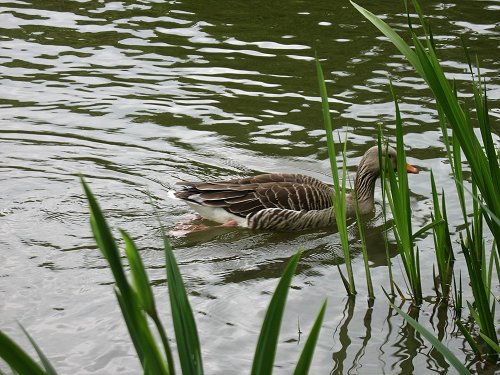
406;162;419;174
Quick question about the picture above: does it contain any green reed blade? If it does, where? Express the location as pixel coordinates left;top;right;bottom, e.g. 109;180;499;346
293;299;327;375
0;330;49;375
114;290;145;366
18;324;58;375
451;133;469;230
462;241;498;348
115;290;169;375
390;303;471;375
340;137;355;292
121;230;156;316
336;265;351;293
480;333;500;354
81;178;169;374
429;171;454;297
453;271;463;317
315;56;355;296
455;319;481;356
378;129;395;294
80;177;130;299
315;55;339;192
161;230;203;375
121;229;176;374
251;251;301;375
352;0;500;247
456;180;500;227
352;178;374;299
350;1;423;76
411;218;443;242
382;83;422;303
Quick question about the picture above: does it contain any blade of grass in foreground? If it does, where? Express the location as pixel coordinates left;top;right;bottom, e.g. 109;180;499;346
160;225;204;375
19;324;58;375
430;171;454;298
377;129;395;295
0;329;50;375
81;177;169;374
384;84;422;304
293;300;327;375
121;230;176;375
479;333;500;355
351;0;500;247
352;179;374;299
251;251;301;375
390;302;471;375
315;55;356;296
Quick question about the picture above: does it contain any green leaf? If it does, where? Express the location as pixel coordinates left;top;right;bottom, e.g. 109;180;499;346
19;324;58;375
121;230;156;315
162;230;204;375
350;1;423;76
80;176;130;297
479;333;500;354
412;219;444;241
251;251;301;375
352;0;500;246
390;303;471;375
315;56;356;296
293;300;327;375
121;229;177;374
0;330;48;375
455;319;481;355
81;178;169;374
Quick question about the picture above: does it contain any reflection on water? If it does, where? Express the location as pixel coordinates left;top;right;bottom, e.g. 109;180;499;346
1;0;499;374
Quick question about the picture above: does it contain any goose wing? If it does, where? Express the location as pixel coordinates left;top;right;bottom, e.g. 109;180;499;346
175;173;333;218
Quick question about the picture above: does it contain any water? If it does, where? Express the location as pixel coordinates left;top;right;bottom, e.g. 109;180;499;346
1;1;499;374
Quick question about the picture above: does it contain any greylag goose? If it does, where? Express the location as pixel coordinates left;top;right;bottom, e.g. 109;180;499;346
174;146;418;231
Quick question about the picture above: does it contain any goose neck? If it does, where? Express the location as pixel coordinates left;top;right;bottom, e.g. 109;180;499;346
354;163;378;202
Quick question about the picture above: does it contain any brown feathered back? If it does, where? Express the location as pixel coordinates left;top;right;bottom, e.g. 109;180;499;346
175;173;333;218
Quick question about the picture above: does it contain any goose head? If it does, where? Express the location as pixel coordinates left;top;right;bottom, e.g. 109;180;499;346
354;145;419;206
358;145;419;177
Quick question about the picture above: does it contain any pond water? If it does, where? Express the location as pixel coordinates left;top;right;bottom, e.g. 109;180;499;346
1;0;499;374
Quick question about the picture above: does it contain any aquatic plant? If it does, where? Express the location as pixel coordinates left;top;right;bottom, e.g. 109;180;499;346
0;179;326;375
316;57;357;297
383;84;423;304
352;0;499;359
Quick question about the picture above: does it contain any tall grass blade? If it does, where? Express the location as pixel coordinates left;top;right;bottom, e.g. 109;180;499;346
350;1;423;76
429;172;454;298
377;129;395;295
411;219;444;241
352;185;374;299
293;299;327;375
462;239;499;352
351;1;500;247
0;330;48;375
251;251;301;375
383;83;422;304
18;324;58;375
122;231;156;315
452;271;463;317
81;177;169;374
80;177;129;295
479;333;500;354
161;230;204;375
315;56;355;296
390;302;471;375
121;230;176;375
455;319;480;355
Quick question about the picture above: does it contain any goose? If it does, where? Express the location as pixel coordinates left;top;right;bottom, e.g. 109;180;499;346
173;145;418;231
